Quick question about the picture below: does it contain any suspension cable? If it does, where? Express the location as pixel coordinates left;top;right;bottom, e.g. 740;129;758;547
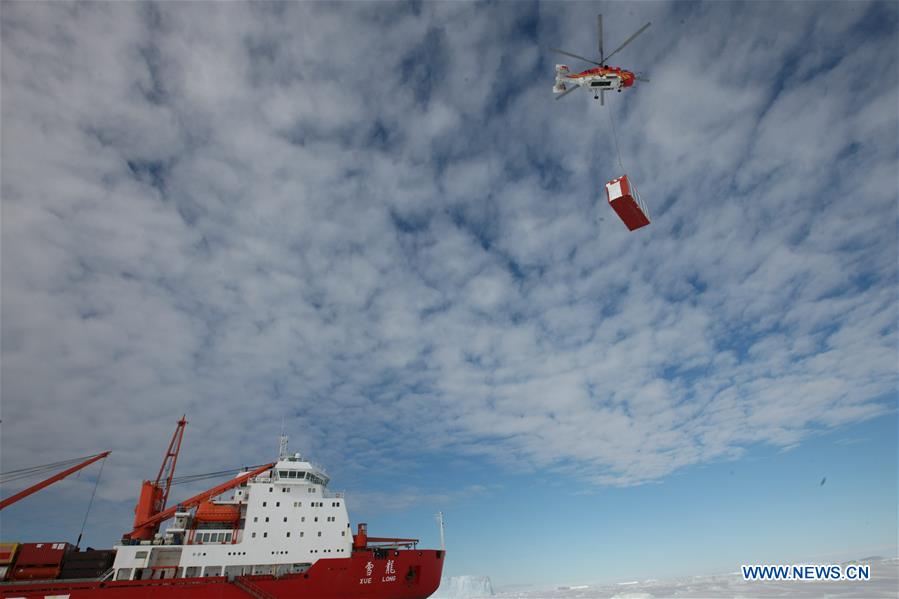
75;457;105;549
605;104;648;219
606;102;626;173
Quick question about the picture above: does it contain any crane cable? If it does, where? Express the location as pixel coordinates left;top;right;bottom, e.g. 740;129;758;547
75;456;106;549
0;454;105;484
169;464;268;486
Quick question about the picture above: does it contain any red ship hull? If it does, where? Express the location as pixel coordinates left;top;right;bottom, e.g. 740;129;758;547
1;549;444;599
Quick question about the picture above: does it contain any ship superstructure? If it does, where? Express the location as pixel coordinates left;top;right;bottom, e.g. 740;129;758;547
112;452;351;581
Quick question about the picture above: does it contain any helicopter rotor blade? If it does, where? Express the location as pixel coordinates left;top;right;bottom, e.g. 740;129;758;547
598;15;604;65
555;85;580;100
551;48;602;66
635;76;650;83
603;22;651;64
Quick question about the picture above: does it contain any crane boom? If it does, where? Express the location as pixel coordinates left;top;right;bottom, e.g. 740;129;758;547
132;417;188;539
0;451;111;511
155;416;187;513
125;462;275;541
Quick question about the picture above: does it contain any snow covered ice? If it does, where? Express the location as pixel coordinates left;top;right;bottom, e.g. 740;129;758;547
487;557;898;598
433;575;496;598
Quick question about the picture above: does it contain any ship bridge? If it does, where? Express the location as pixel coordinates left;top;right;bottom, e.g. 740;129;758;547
272;453;329;487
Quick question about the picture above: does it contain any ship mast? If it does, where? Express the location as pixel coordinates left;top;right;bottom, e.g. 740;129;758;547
278;420;289;459
436;511;446;550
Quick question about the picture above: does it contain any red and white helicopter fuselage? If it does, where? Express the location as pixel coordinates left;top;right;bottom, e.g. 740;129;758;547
553;64;636;97
551;16;650;103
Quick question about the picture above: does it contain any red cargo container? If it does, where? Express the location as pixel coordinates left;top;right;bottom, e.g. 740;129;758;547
606;174;650;231
8;542;69;581
0;542;19;565
10;565;61;580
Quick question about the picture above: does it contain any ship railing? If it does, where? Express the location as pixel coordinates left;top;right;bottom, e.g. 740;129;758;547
98;567;115;581
308;461;328;475
365;536;419;549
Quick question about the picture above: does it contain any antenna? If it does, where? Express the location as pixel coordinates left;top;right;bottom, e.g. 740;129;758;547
435;511;446;550
278;419;289;459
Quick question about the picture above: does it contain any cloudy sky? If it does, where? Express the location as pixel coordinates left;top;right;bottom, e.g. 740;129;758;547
1;0;896;589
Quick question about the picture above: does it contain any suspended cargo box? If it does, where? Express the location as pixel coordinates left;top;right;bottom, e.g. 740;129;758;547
606;174;650;231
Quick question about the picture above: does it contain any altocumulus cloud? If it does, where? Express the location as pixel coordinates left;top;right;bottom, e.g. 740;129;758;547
1;0;896;525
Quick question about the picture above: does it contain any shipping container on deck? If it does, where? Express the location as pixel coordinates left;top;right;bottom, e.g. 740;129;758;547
8;542;70;581
63;548;116;565
58;567;104;579
0;543;19;566
605;174;650;231
0;542;18;579
59;548;116;579
10;565;62;580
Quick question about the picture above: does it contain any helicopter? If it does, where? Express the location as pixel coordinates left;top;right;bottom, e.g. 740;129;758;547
552;15;651;105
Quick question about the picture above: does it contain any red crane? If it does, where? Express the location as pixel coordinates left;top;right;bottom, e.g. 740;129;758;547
131;417;187;540
0;451;111;511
